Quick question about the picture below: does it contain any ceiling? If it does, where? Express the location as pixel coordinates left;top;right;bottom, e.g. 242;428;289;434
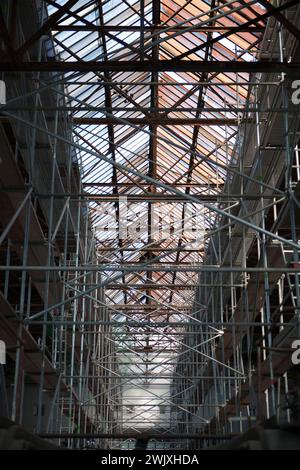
47;0;266;434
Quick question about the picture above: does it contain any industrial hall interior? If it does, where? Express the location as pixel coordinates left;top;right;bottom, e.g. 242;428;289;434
1;0;300;451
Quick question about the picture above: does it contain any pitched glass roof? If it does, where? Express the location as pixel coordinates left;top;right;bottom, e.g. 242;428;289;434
47;0;266;435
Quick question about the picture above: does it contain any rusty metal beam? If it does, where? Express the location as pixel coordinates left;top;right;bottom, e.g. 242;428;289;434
38;432;237;440
105;284;197;290
52;25;264;32
37;193;278;201
82;182;223;187
0;60;298;73
97;248;203;252
72;117;249;126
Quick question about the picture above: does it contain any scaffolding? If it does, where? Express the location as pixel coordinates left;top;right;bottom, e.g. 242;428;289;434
0;0;300;451
171;10;300;449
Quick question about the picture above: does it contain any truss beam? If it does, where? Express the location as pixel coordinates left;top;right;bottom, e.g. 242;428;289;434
1;60;299;73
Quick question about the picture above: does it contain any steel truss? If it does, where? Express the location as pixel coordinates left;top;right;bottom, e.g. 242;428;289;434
0;0;300;452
